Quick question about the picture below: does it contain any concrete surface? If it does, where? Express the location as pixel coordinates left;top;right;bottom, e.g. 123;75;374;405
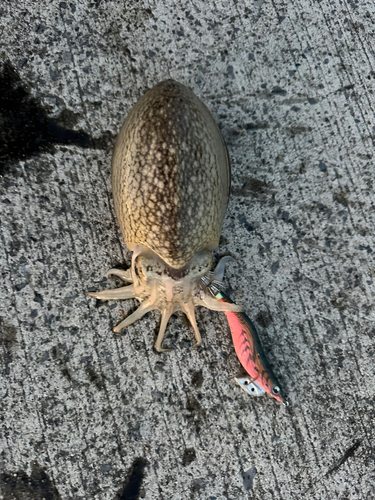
1;1;375;499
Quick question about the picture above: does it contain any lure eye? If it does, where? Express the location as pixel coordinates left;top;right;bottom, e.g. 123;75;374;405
272;385;280;395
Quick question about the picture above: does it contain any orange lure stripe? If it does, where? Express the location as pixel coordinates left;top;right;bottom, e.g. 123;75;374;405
216;291;287;405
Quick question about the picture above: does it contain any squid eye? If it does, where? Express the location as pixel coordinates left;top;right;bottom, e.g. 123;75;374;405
272;385;280;395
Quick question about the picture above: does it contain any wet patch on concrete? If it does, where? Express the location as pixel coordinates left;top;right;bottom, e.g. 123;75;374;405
182;448;196;466
232;177;273;198
115;458;147;500
242;466;257;490
0;61;113;174
0;319;17;376
0;462;62;499
191;370;204;388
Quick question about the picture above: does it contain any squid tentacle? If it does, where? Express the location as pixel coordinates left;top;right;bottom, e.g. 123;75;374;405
86;284;135;301
106;268;133;282
181;301;202;348
196;294;243;312
154;303;174;353
113;300;156;333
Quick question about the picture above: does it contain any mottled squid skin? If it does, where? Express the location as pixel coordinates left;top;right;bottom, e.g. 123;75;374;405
87;80;241;351
112;80;231;269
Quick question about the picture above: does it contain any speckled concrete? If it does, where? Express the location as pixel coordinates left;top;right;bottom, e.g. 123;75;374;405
1;1;375;499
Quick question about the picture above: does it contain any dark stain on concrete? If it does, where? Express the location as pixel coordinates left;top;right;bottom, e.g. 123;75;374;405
271;86;287;96
191;477;207;493
0;61;113;174
182;448;196;466
285;125;312;137
318;160;327;172
0;319;17;375
242;466;257;490
271;261;280;274
326;440;361;476
85;366;106;391
51;344;73;382
0;462;62;499
333;190;349;207
232;176;271;198
255;310;273;329
115;458;147;500
237;214;254;232
185;394;206;434
244;121;268;130
191;370;204;388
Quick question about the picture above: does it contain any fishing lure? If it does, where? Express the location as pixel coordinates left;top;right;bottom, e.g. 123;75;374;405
201;257;288;405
